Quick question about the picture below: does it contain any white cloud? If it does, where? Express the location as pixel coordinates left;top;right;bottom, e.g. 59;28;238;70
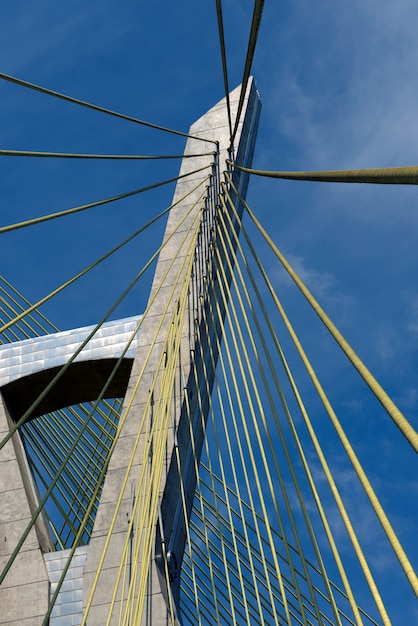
257;0;418;171
271;251;353;315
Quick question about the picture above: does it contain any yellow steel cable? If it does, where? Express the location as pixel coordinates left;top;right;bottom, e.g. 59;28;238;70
212;228;311;625
26;424;104;519
1;280;122;546
0;275;59;332
125;230;200;625
113;343;174;624
73;397;121;440
207;251;293;624
0;276;58;335
56;200;204;624
177;379;205;625
0;307;29;341
23;402;104;460
0;300;49;341
205;340;289;623
42;309;162;622
229;0;264;148
0;176;210;451
24;426;93;518
0;195;184;337
26;386;119;463
0;163;211;235
3;270;207;548
172;442;205;622
4;187;206;601
196;519;320;626
47;406;113;467
84;204;205;621
204;480;374;626
68;407;115;455
196;485;308;602
191;335;253;624
26;456;80;538
212;216;352;624
194;497;309;624
204;407;273;622
185;348;234;623
0;148;211;159
131;305;189;625
182;549;247;623
42;318;155;624
194;493;326;625
56;447;109;541
153;193;274;620
198;267;286;624
1;276;130;461
183;559;240;622
31;403;110;464
139;251;322;616
2;315;140;589
243;282;384;621
187;522;282;624
226;172;418;454
195;296;253;624
224;178;395;623
222;188;397;623
0;243;143;445
180;583;210;624
0;300;45;339
0;292;123;468
199;274;283;623
117;517;131;626
200;470;381;626
220;184;345;625
227;160;418;184
43;416;140;620
47;519;66;551
217;306;312;623
135;242;204;624
82;196;206;624
235;189;418;598
0;71;217;144
215;0;233;139
34;407;110;468
181;363;225;624
220;229;350;625
202;399;259;624
216;199;328;626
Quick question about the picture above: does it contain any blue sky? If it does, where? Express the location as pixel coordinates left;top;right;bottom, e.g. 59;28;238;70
1;1;417;622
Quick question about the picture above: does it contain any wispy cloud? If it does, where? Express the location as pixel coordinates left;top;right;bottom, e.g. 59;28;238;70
271;251;353;316
258;0;418;171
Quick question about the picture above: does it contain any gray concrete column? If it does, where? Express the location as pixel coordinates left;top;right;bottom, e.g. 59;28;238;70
0;392;53;625
82;79;261;625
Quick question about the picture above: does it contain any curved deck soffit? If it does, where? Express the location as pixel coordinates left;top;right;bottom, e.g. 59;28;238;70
0;315;141;421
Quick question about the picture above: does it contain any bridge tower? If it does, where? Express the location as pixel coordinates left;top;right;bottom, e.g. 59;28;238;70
0;80;261;625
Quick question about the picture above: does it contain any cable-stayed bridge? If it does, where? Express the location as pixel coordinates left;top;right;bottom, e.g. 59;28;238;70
0;4;417;625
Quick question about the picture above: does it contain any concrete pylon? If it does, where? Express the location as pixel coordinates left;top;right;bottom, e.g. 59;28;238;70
0;395;53;625
83;80;261;625
0;80;260;626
